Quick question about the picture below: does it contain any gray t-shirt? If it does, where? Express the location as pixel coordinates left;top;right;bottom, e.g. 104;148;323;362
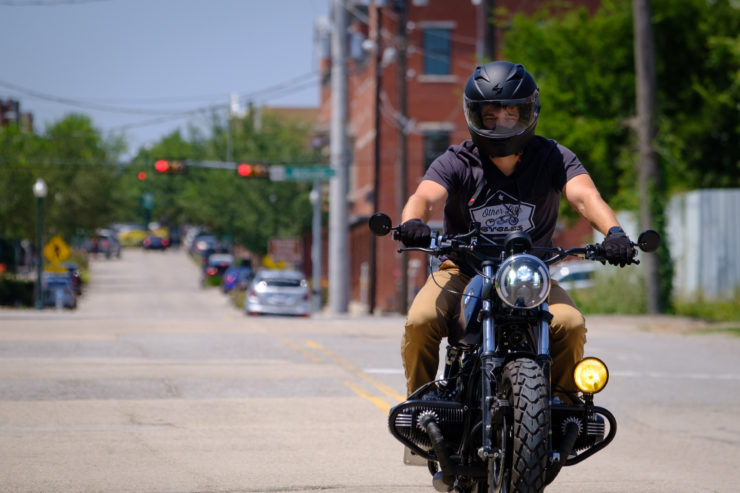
423;136;587;273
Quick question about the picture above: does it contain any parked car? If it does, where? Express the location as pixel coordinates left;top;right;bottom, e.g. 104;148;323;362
191;234;219;257
244;269;311;317
550;260;597;291
221;265;254;293
141;235;170;250
42;273;77;309
87;229;121;259
202;253;234;286
114;223;148;247
62;261;83;295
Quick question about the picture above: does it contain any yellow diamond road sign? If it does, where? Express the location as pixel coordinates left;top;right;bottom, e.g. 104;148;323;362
43;235;71;264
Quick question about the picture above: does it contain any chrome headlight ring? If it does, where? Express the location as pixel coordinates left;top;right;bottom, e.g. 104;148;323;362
494;254;551;308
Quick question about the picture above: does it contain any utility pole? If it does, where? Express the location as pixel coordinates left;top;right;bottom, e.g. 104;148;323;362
394;0;409;313
368;2;383;315
329;0;350;314
633;0;661;313
310;178;323;312
476;0;496;60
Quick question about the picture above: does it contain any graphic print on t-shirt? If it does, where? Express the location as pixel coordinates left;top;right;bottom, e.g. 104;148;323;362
469;190;535;244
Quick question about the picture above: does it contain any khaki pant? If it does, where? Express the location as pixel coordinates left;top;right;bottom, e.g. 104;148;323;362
402;260;587;398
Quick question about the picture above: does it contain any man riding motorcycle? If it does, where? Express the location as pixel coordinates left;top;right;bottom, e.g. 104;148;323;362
397;61;635;401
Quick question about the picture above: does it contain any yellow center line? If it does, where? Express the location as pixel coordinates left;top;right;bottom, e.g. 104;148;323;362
304;339;406;403
280;339;324;365
344;380;392;414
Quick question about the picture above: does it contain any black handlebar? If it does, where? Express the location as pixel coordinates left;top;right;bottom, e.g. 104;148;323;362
368;212;660;266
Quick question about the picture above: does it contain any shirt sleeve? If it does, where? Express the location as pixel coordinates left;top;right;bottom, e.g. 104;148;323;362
555;143;588;190
422;148;458;192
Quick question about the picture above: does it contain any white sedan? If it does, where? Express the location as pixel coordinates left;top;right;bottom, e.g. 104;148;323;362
244;269;311;317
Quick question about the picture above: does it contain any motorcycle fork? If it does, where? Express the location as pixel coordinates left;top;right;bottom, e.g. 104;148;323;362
536;303;553;401
536;304;555;464
478;262;505;460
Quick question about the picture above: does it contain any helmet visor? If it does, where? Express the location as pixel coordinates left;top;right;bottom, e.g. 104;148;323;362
464;92;539;138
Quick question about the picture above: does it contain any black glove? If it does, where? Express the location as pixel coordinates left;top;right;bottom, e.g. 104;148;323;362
602;227;635;267
398;219;431;247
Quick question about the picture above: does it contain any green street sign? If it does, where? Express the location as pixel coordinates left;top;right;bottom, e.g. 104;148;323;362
141;192;155;210
269;165;335;182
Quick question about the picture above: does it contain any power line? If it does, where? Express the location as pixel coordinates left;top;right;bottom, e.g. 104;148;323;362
0;0;112;6
0;71;321;136
0;71;320;119
0;79;189;116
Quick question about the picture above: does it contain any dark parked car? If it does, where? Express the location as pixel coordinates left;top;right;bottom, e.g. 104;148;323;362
42;273;77;309
221;265;254;293
201;253;234;287
62;262;83;295
244;269;311;317
191;234;219;257
141;235;170;250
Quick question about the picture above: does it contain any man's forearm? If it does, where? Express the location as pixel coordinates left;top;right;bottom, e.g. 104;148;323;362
580;193;621;235
401;194;432;223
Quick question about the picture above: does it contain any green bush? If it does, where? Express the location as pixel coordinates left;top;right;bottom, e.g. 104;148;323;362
0;277;35;307
673;294;740;322
568;269;740;323
205;275;222;287
230;289;246;311
567;265;647;315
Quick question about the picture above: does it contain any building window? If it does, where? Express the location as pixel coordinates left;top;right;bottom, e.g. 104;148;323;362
423;130;451;169
423;28;451;75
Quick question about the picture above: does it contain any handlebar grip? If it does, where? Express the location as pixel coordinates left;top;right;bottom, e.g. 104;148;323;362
588;242;641;266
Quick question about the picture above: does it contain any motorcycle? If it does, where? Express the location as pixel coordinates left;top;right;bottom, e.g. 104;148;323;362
368;213;660;493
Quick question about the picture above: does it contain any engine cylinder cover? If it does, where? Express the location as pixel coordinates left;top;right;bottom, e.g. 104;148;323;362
389;400;466;460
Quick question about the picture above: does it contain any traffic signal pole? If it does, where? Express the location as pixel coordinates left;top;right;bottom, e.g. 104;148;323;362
395;0;409;314
328;0;350;314
633;0;661;313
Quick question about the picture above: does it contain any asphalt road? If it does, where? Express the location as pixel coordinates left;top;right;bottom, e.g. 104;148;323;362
0;248;738;492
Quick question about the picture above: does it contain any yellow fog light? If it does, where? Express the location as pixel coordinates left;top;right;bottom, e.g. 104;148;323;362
573;357;609;394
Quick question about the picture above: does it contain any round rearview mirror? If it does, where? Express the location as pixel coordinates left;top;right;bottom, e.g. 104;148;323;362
368;213;392;236
637;230;661;253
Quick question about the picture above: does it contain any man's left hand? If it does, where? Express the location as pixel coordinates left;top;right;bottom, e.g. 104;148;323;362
602;227;636;267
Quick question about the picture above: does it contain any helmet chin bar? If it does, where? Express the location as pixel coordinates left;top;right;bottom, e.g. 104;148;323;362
470;122;537;158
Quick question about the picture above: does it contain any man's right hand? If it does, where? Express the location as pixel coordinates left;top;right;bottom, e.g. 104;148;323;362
398;219;431;247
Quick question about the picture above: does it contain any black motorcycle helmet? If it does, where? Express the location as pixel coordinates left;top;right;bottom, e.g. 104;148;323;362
463;61;540;158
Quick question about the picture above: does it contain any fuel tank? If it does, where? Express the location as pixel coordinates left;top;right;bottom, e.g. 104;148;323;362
449;275;484;347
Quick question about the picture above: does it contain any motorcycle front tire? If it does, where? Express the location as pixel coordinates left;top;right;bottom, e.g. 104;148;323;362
490;358;549;493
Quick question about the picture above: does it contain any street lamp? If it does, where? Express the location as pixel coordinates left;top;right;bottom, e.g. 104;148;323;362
33;178;47;310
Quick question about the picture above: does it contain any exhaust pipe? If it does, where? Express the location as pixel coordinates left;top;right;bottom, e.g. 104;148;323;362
417;414;489;491
418;414;456;492
545;421;580;485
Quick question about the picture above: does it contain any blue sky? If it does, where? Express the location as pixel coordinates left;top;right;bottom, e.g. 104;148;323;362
0;0;328;157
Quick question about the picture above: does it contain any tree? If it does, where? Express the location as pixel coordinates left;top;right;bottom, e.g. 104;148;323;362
499;0;740;311
500;0;739;200
0;114;124;244
125;108;318;256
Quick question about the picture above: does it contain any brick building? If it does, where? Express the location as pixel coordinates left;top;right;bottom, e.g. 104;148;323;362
0;99;33;132
317;0;600;313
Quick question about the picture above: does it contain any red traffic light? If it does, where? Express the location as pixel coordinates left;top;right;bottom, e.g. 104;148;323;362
237;163;252;177
154;160;186;174
236;162;269;178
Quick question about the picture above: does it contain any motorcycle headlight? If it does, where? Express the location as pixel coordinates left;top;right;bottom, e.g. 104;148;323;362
495;254;550;308
573;357;609;394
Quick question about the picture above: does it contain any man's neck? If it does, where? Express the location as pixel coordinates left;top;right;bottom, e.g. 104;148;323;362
489;154;520;176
